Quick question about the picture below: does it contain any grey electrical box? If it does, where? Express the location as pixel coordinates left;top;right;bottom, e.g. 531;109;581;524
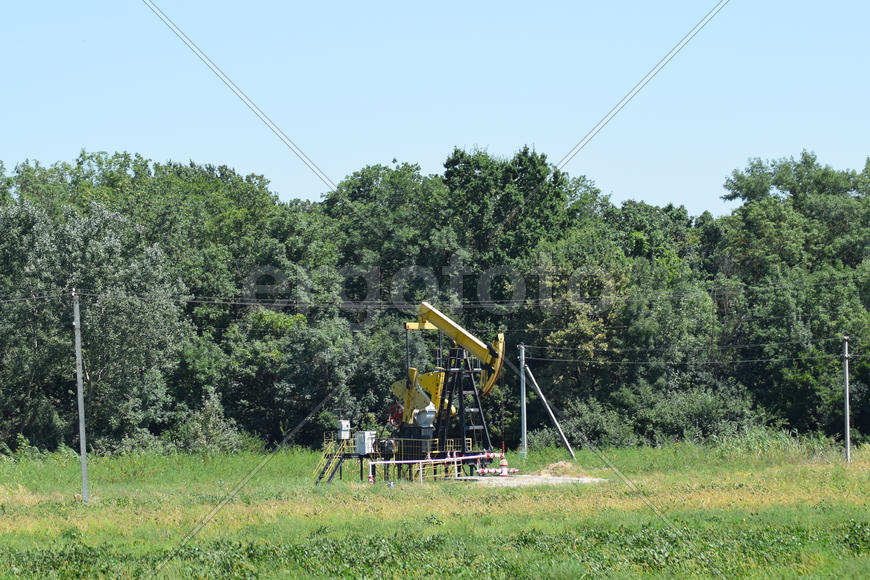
354;430;376;455
337;419;350;440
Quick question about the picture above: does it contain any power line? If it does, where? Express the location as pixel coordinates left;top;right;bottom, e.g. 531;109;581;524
0;293;63;304
525;353;842;365
5;289;865;345
523;336;841;354
2;268;866;309
140;0;338;193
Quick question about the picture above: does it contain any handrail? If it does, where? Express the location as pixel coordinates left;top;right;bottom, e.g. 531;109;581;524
368;452;501;482
312;439;336;477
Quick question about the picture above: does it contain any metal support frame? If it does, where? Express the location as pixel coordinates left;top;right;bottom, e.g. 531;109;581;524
435;347;492;457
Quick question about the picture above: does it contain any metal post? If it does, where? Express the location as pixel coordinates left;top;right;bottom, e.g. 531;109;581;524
519;343;527;456
405;328;410;377
459;356;467;453
710;292;715;359
72;289;89;503
844;335;851;464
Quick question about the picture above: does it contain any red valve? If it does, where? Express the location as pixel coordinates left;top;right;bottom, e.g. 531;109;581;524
387;403;403;427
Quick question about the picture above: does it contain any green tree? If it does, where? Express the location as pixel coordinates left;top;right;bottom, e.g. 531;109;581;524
220;309;357;445
0;201;67;449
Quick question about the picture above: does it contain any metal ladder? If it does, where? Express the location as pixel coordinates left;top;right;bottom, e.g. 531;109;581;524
435;348;492;454
314;439;348;484
462;358;492;453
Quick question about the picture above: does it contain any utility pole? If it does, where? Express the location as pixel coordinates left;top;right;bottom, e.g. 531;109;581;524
72;289;89;502
519;343;527;456
710;290;715;359
843;335;851;464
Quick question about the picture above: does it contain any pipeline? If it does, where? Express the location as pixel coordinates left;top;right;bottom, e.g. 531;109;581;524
476;454;520;477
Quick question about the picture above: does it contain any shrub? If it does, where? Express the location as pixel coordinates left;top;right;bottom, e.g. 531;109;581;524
164;386;244;454
529;381;759;449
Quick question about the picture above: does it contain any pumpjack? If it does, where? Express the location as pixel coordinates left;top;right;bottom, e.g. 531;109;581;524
315;302;506;483
389;302;505;457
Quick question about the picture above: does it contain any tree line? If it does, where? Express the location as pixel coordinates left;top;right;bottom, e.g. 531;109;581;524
0;148;868;453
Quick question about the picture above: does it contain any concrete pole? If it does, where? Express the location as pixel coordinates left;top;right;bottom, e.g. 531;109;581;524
844;335;851;464
519;343;527;456
72;289;89;503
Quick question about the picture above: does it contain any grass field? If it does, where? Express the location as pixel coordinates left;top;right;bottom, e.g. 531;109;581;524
1;432;869;578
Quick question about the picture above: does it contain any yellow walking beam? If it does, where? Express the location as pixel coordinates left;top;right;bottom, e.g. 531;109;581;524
415;302;505;395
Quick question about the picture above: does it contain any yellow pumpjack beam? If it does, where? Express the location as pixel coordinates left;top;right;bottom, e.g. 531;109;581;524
414;302;505;396
393;302;506;425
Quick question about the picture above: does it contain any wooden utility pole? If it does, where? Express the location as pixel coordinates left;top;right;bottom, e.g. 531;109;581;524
72;289;89;502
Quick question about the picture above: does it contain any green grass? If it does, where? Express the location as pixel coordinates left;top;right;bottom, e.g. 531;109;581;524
1;437;869;578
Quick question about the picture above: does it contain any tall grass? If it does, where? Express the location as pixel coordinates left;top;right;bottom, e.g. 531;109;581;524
1;430;867;578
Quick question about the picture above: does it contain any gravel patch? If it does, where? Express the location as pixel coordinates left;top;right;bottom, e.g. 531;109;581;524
463;474;606;487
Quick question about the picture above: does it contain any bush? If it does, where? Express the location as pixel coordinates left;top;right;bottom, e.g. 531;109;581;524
112;428;171;455
164;387;244;454
529;381;759;449
528;400;638;450
0;434;46;461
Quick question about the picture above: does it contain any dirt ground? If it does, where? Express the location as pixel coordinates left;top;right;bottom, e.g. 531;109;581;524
465;461;606;486
466;474;606;486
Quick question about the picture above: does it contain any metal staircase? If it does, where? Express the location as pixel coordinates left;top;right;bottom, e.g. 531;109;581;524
313;439;349;484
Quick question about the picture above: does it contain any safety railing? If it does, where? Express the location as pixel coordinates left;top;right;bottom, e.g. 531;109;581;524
312;438;336;477
367;451;502;484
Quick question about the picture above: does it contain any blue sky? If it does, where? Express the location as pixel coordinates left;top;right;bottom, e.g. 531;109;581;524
2;1;868;217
